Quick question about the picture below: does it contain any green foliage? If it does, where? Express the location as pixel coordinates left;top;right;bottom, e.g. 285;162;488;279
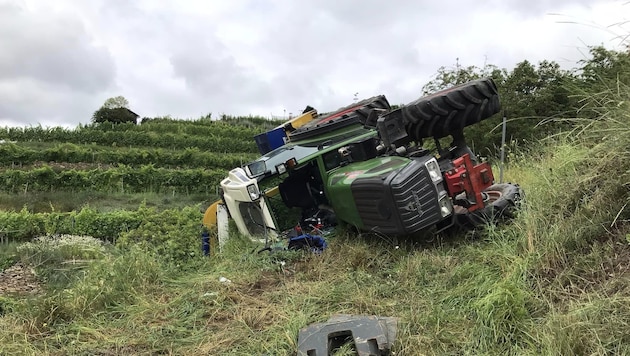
92;107;138;125
422;59;504;95
102;95;129;109
93;119;266;140
116;206;203;262
472;279;532;350
422;57;579;156
0;206;192;243
139;113;283;131
420;46;630;159
579;45;630;88
217;114;285;130
0;164;227;194
0;190;211;214
0;243;18;271
0;124;258;152
0;142;256;170
92;96;136;124
0;207;46;241
571;45;630;120
17;245;164;328
0;204;203;261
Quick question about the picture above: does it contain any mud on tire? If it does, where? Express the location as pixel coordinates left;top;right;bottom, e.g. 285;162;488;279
400;78;501;140
290;95;391;141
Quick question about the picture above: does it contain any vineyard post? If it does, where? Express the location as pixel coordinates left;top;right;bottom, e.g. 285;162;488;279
499;110;507;183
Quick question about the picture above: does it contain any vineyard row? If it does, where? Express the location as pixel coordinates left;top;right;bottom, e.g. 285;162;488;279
0;143;257;170
88;120;274;139
0;165;228;194
140;114;283;129
0;127;258;152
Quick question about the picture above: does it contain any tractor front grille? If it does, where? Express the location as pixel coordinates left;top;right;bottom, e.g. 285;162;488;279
351;158;442;235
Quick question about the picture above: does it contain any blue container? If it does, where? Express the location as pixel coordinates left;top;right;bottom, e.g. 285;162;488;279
255;127;287;155
201;231;210;256
266;127;287;150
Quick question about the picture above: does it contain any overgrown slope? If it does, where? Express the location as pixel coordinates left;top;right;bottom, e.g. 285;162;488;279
1;48;629;355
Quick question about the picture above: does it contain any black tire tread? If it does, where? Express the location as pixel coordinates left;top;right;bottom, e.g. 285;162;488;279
401;78;501;140
457;183;523;228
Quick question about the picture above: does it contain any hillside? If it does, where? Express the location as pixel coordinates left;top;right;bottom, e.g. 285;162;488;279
0;117;280;213
1;47;629;355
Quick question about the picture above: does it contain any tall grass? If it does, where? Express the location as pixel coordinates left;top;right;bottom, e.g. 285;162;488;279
2;59;630;356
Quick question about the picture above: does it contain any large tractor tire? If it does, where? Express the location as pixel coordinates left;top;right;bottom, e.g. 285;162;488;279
400;78;501;140
455;183;523;228
290;95;391;141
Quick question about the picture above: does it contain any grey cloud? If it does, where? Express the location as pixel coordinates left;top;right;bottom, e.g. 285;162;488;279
0;80;103;126
497;0;609;17
167;21;280;111
2;0;622;127
0;2;116;93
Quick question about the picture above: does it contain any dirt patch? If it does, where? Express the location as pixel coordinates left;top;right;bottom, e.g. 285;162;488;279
225;270;287;303
246;271;286;294
0;263;43;296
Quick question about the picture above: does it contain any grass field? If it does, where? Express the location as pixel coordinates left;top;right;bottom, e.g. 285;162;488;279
1;71;630;355
1;122;629;355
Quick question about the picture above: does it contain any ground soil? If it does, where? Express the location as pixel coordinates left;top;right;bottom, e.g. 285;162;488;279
0;263;42;296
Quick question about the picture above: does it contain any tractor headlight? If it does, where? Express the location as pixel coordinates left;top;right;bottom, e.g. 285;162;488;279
246;184;260;201
425;158;442;183
438;193;453;217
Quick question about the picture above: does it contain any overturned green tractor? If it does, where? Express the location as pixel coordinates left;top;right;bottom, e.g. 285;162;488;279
204;78;523;241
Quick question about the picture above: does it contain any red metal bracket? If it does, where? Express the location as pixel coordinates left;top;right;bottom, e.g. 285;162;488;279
444;154;494;212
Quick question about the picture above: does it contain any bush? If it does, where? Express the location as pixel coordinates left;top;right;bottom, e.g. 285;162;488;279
92;107;138;125
116;206;203;262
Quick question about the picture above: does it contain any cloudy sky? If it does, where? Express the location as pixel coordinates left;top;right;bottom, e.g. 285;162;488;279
0;0;628;128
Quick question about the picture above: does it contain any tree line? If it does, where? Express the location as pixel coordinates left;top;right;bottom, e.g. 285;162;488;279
421;45;630;156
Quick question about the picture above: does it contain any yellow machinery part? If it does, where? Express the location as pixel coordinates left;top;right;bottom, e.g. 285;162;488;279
265;186;279;198
203;200;222;228
284;110;316;134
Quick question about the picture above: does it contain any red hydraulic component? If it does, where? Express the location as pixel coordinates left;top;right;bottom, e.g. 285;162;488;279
316;103;365;125
444;154;494;212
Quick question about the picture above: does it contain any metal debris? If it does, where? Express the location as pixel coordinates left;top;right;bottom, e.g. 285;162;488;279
297;314;398;356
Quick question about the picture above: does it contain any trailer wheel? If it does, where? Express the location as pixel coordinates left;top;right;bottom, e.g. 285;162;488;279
290;95;390;141
399;78;501;140
455;183;523;228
